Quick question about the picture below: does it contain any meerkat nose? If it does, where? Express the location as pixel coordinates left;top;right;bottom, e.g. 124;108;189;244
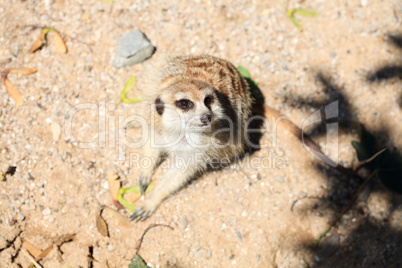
200;114;212;124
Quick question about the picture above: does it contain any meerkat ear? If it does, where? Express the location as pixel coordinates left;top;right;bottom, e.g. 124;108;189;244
155;97;164;115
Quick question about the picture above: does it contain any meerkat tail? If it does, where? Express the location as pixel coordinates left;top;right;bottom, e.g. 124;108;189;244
264;105;322;154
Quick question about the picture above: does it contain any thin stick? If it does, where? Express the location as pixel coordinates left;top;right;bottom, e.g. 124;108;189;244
136;224;174;254
314;169;378;247
21;248;43;268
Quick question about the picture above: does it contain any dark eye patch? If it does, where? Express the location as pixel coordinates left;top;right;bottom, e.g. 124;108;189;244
175;99;194;111
155;97;164;115
204;95;214;109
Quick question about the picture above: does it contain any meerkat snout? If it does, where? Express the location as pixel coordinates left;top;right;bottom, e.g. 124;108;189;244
200;114;211;124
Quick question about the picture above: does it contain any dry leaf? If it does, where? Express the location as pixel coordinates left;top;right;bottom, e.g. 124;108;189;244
35;245;53;262
82;13;90;21
96;211;109;237
9;68;37;75
0;57;11;65
124;192;141;203
3;78;24;105
53;31;67;54
103;207;131;228
107;170;120;204
23;241;42;259
30;32;46;53
112;199;124;209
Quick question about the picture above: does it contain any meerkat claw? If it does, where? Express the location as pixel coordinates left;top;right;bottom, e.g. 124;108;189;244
129;212;139;222
140;182;148;195
130;206;153;222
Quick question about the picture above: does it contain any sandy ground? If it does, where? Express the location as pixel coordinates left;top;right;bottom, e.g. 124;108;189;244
1;0;402;267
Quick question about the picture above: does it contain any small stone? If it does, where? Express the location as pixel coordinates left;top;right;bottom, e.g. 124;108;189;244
82;13;90;21
241;210;248;217
17;214;25;221
112;29;156;68
108;244;115;251
299;191;307;198
179;216;188;229
235;230;242;242
206;249;212;258
42;208;51;215
51;122;61;142
275;176;285;183
360;0;368;6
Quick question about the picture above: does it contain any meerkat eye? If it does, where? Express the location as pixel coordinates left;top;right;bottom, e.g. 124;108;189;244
175;99;194;110
204;95;213;108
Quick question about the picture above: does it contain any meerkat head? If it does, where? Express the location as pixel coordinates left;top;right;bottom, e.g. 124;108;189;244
154;80;223;133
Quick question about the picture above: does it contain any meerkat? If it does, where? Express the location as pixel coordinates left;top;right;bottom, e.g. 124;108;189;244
130;55;253;222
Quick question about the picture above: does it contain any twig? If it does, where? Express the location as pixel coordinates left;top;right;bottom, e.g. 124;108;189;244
21;248;43;268
290;196;326;212
69;38;94;53
314;169;379;247
237;168;252;184
353;148;387;172
136;224;174;254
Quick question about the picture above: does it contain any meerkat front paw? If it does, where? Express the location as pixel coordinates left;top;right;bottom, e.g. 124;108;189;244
139;172;151;195
129;198;159;222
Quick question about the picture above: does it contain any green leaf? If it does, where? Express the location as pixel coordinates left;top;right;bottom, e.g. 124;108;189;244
378;151;402;194
117;188;137;213
237;66;262;99
293;9;319;17
120;76;145;104
128;254;147;268
286;9;318;32
289;15;303;32
237;66;251;79
351;124;379;170
116;184;154;213
360;124;377;156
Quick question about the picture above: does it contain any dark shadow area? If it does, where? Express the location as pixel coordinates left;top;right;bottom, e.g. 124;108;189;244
311;208;402;268
245;79;266;154
282;59;402;266
282;71;359;140
367;33;402;107
294;115;402;267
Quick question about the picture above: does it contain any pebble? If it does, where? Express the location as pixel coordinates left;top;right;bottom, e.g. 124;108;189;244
206;249;212;258
51;122;61;142
179;216;188;229
108;244;115;251
275;176;285;183
42;207;51;215
112;29;156;68
361;0;368;6
17;213;25;221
